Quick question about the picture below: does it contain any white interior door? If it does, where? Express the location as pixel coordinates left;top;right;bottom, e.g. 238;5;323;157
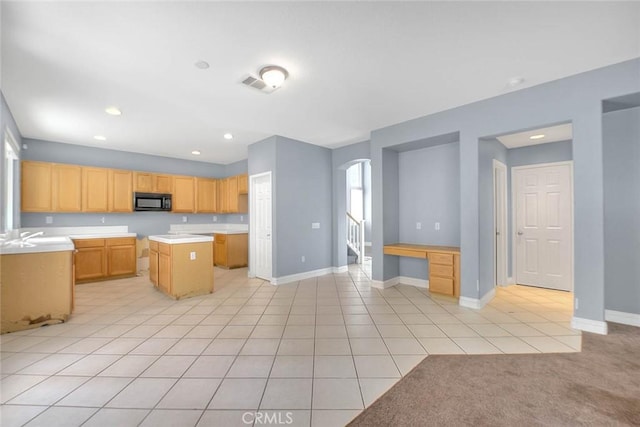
494;160;507;287
514;163;573;291
251;172;272;281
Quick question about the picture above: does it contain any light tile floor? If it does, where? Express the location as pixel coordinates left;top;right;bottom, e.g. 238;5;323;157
1;262;580;427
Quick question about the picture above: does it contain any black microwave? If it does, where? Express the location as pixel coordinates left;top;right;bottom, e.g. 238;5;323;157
134;192;172;211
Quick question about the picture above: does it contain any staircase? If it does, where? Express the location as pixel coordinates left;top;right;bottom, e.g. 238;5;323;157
346;212;365;264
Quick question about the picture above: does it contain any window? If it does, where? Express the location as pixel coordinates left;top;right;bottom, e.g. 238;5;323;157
3;131;18;232
347;162;363;221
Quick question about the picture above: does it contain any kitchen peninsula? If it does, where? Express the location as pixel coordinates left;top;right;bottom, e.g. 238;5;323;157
149;234;214;299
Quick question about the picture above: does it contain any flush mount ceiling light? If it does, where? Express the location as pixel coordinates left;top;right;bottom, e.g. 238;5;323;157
191;150;201;155
259;65;289;89
104;106;121;116
529;134;546;140
223;133;233;140
194;60;210;70
93;135;107;141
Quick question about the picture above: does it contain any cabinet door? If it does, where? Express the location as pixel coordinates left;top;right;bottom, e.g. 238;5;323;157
82;167;109;212
107;238;136;277
214;234;227;266
173;176;195;213
238;174;248;194
217;179;229;213
75;246;107;281
109;169;133;212
158;251;172;294
134;172;153;192
227;234;248;268
196;178;217;213
149;249;159;286
227;176;239;213
155;175;173;193
21;161;53;212
53;164;82;212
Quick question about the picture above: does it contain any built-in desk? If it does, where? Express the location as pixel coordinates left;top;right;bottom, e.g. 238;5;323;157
383;243;460;297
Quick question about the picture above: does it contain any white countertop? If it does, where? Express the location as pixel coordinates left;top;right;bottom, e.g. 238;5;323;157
149;234;214;244
0;236;75;255
168;224;248;235
20;226;136;239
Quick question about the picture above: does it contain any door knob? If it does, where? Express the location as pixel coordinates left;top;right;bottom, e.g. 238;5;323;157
517;231;523;236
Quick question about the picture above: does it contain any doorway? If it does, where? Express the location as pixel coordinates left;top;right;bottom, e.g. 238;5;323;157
493;159;507;287
513;162;573;291
249;171;272;281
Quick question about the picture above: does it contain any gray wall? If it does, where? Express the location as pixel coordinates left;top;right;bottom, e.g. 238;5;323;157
1;92;23;232
371;58;640;324
398;142;460;279
330;140;370;268
478;139;507;291
20;138;248;236
381;148;400;280
275;136;332;277
603;106;640;315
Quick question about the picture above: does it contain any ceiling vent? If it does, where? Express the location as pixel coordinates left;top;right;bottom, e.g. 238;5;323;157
241;75;279;94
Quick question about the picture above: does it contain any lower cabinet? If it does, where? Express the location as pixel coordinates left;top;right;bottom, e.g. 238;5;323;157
74;237;136;283
149;241;159;286
213;233;248;269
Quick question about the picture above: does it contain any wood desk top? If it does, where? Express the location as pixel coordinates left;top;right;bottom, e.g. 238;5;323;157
383;243;460;258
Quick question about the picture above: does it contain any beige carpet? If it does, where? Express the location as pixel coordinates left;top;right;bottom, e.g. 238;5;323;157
349;323;640;426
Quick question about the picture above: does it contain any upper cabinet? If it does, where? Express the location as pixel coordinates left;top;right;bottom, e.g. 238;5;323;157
172;175;195;213
21;161;53;212
134;172;173;193
21;160;247;214
53;164;82;212
82;167;109;212
196;178;217;213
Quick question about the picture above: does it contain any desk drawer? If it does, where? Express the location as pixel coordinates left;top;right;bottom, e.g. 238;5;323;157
431;264;453;278
429;252;453;265
384;246;426;259
430;276;454;295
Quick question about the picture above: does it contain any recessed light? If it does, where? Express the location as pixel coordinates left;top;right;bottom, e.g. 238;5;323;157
529;134;546;140
94;135;107;141
104;106;121;116
195;60;210;70
191;150;201;155
508;77;525;87
223;133;233;140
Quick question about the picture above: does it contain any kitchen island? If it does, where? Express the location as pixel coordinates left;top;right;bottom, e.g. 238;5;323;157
1;235;75;333
168;224;248;268
148;234;214;300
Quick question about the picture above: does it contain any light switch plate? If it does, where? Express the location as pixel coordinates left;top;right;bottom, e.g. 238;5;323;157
45;216;53;224
435;222;440;231
182;216;188;223
416;222;422;230
311;223;320;229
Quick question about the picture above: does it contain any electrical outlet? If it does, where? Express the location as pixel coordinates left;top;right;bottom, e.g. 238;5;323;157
45;216;53;224
416;222;422;230
101;216;106;224
190;252;196;260
240;215;244;222
301;255;306;263
435;222;440;231
213;216;217;222
311;223;320;229
182;216;187;223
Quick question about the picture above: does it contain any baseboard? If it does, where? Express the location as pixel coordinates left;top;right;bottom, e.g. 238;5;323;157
459;287;496;309
507;276;515;285
333;265;348;274
605;310;640;327
247;270;255;278
372;277;399;289
396;276;429;289
571;316;608;335
270;267;334;285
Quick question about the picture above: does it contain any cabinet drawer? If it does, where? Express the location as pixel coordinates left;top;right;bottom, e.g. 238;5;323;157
430;276;454;295
106;237;135;246
431;264;453;278
159;243;171;256
429;252;453;265
73;239;105;248
215;234;226;243
149;240;158;251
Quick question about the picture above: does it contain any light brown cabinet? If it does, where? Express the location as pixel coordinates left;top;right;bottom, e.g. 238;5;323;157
158;244;172;295
238;174;248;194
214;233;248;269
53;164;82;212
173;176;195;212
196;178;217;213
217;179;229;213
134;172;173;193
149;240;159;286
21;161;53;212
216;176;248;214
74;237;136;283
109;169;133;212
82;167;109;212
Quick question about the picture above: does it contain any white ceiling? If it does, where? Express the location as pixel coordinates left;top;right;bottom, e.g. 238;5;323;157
497;123;573;149
2;2;639;164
